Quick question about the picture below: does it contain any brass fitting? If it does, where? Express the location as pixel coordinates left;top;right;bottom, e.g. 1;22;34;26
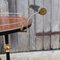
4;44;11;52
20;25;24;31
38;8;47;15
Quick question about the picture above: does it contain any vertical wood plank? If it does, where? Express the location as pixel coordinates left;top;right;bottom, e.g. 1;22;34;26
0;0;9;53
29;0;36;50
17;0;29;51
9;33;18;52
58;0;60;48
0;36;4;53
8;0;18;52
51;0;59;49
8;0;17;14
43;0;51;50
35;0;44;50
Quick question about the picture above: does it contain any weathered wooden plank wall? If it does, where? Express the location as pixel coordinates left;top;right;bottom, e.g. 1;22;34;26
35;0;44;50
58;0;60;48
17;0;30;51
51;0;60;49
43;0;51;50
29;0;36;50
0;0;60;53
7;0;18;52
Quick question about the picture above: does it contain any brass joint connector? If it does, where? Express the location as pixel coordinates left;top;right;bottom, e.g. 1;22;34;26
4;44;11;52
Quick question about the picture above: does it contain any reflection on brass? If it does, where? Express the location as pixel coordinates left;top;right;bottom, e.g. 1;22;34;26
4;44;11;52
24;29;27;31
38;8;47;15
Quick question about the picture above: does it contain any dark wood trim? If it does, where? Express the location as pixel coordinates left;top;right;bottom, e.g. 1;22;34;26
36;31;60;36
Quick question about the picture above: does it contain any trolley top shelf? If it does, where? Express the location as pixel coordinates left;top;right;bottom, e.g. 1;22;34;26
0;16;32;35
